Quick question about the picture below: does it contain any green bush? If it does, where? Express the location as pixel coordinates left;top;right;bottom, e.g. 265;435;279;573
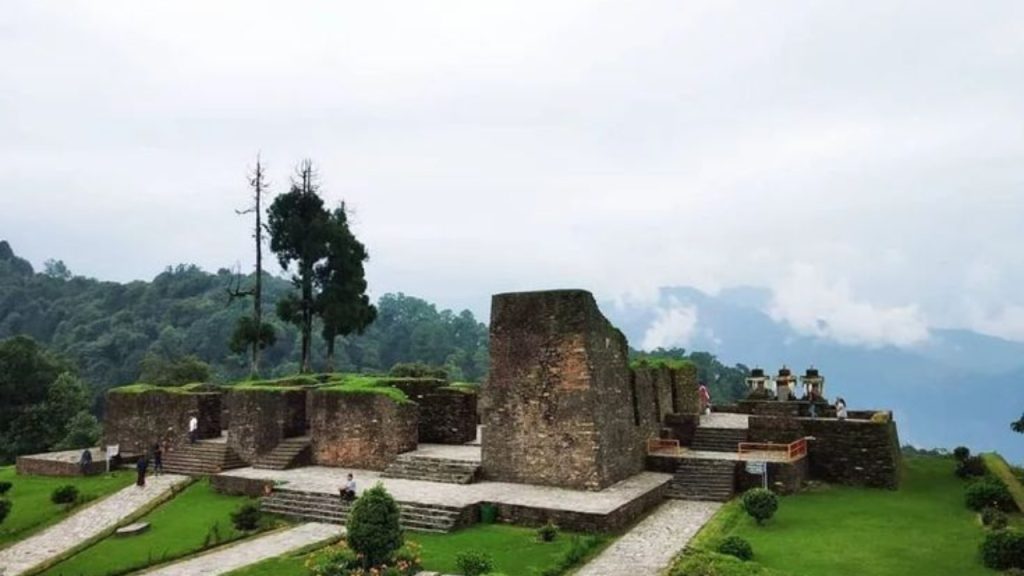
742;488;779;525
670;550;782;575
0;481;11;495
230;502;262;531
980;530;1024;570
0;498;11;525
953;446;971;462
718;535;754;561
537;521;559;542
455;550;494;576
51;485;79;505
389;362;449;381
347;484;403;568
955;455;986;479
966;479;1015;512
982;506;1009;529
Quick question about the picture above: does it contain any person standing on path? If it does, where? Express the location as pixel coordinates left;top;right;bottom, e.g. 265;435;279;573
188;415;198;444
698;382;711;415
152;443;163;476
135;455;148;487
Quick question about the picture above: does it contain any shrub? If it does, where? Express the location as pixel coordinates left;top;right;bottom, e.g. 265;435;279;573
956;455;986;479
307;542;359;576
389;362;448;381
982;507;1009;529
967;479;1015;512
537;521;559;542
455;550;494;576
980;530;1024;570
870;411;891;423
718;535;754;561
0;498;11;525
347;484;403;568
392;541;423;574
51;485;79;505
953;446;971;462
742;488;779;525
0;481;11;495
231;502;262;531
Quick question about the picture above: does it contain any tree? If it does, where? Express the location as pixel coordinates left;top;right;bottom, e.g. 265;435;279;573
229;156;277;377
0;336;70;462
347;484;403;568
268;160;330;373
43;259;71;280
1012;414;1024;434
54;411;101;451
316;204;376;373
138;352;211;386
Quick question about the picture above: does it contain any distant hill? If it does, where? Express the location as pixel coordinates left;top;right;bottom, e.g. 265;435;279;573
603;286;1024;463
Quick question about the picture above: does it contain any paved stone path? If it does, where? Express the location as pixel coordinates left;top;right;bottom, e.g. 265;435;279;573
140;522;341;575
573;499;721;576
0;474;189;576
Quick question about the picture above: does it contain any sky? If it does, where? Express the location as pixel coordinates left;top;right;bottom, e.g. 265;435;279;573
2;1;1024;348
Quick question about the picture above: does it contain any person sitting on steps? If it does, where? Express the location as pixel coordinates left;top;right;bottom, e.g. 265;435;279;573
339;473;357;502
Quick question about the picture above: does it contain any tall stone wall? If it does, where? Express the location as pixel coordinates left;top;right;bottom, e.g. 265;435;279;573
482;290;644;491
103;390;222;455
227;388;308;462
388;380;479;444
671;363;700;414
309;390;419;470
630;369;661;441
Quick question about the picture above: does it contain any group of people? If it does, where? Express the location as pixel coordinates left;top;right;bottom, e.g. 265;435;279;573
134;441;166;487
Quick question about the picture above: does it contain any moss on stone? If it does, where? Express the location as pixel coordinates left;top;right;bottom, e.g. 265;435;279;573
108;383;219;395
319;374;411;404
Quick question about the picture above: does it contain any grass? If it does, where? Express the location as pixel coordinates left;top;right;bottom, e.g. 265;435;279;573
319;374;411;404
677;455;999;576
982;452;1024;511
107;383;218;395
42;479;266;576
227;524;607;576
0;467;134;550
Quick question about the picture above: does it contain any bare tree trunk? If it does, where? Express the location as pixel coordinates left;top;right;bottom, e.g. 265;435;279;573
252;158;265;377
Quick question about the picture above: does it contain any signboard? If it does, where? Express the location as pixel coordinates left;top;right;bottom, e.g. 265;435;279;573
745;461;766;475
106;444;119;473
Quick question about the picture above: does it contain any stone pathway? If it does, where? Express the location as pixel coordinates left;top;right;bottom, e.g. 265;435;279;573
140;522;342;575
0;474;189;576
573;500;721;576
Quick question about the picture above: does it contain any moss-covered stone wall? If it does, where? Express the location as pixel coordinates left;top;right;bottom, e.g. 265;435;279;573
309;389;419;470
226;387;308;462
102;388;222;455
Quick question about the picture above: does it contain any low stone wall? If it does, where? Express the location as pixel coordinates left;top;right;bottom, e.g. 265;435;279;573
227;388;308;463
388;380;478;445
309;390;419;470
212;474;274;497
103;389;222;455
490;480;669;533
661;413;699;447
736;458;808;495
16;451;109;477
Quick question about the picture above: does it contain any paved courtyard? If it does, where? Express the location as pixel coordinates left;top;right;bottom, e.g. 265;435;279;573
0;474;189;576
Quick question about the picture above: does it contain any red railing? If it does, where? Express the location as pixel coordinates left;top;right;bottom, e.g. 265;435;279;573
737;437;807;460
647;438;681;454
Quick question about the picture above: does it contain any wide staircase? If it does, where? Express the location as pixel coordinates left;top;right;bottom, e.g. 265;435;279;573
162;441;247;476
260;488;464;533
666;458;737;501
381;454;480;484
253;436;311;470
691;427;749;453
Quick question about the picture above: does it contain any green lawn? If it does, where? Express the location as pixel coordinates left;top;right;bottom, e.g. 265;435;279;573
676;455;999;576
228;524;607;576
0;466;134;550
43;479;264;576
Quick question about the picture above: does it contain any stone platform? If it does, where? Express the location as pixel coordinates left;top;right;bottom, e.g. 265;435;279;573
15;447;110;476
215;465;671;533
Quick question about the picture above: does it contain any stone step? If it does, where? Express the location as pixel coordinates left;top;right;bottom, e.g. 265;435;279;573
261;490;462;533
691;427;749;453
253;437;311;471
160;444;246;476
380;455;480;485
669;458;737;502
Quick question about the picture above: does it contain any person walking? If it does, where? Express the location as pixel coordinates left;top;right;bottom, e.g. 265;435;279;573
698;382;712;415
188;415;199;444
153;443;163;476
135;455;148;487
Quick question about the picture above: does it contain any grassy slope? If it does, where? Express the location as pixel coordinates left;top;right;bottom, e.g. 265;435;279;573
685;456;996;576
228;524;605;576
42;479;258;576
982;452;1024;511
0;467;134;550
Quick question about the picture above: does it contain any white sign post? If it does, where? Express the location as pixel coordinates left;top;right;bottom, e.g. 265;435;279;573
745;460;769;489
106;444;119;473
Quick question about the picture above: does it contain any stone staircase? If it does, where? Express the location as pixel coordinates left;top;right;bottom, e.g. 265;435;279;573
260;488;464;533
253;437;311;470
162;441;247;476
666;458;737;501
691;427;748;453
381;454;480;484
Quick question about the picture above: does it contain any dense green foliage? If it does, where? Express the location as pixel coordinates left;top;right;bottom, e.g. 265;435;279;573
0;497;11;526
980;530;1024;570
966;478;1015;512
982;452;1024;512
677;456;1001;576
956;455;987;479
671;550;788;576
0;467;133;548
230;502;262;531
741;489;779;525
718;535;754;561
346;484;404;568
630;347;750;403
455;550;494;576
50;484;79;505
982;507;1009;529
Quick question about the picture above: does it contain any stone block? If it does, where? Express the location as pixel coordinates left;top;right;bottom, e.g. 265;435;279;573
226;388;308;462
102;389;222;456
309;390;419;470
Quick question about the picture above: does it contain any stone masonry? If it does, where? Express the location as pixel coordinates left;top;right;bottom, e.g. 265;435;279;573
483;290;644;491
309;390;419;470
227;388;308;463
388;379;479;444
103;389;221;455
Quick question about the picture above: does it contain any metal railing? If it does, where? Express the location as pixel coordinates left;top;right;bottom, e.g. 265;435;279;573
646;438;680;454
737;437;808;460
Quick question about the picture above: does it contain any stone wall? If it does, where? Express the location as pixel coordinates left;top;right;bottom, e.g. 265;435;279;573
388;379;479;444
748;415;902;489
490;480;669;533
671;362;700;415
662;413;700;446
309;390;419;470
103;389;222;455
630;368;661;442
482;290;644;491
736;458;808;495
16;450;110;477
226;388;308;463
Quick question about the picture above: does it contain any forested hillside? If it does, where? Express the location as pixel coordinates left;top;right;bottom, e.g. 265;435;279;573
0;241;489;393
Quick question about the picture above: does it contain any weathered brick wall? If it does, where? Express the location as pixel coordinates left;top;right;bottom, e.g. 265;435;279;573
103;390;222;455
653;367;676;420
16;453;109;477
309;390;419;470
482;290;644;491
226;388;307;462
662;413;700;446
630;368;661;441
388;380;479;444
671;363;700;414
747;415;902;489
737;458;808;495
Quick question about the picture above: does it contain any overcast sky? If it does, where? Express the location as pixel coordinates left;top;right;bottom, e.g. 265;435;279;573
2;1;1023;348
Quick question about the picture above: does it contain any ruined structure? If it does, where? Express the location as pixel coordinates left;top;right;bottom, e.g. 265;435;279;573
102;385;223;456
309;389;419;470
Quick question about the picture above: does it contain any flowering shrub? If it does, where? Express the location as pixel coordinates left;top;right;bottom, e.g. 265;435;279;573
305;541;421;576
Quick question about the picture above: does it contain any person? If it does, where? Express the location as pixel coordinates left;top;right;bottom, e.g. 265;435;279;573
835;397;848;420
188;415;198;444
339;473;357;502
153;443;163;476
135;455;148;487
79;448;93;476
698;382;711;415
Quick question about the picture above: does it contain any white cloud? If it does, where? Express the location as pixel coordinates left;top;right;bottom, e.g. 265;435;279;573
769;263;930;348
641;302;699;351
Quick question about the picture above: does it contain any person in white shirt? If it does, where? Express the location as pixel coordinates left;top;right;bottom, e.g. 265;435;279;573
339;473;357;501
188;416;198;444
835;397;848;420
